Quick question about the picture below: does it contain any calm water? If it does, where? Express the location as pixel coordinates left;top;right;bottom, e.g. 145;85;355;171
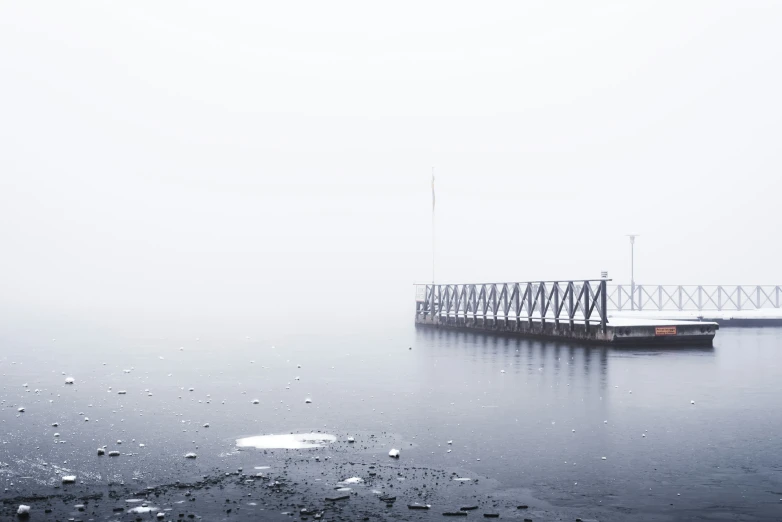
1;317;781;520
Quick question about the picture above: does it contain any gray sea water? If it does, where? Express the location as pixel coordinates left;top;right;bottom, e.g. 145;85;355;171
1;315;781;520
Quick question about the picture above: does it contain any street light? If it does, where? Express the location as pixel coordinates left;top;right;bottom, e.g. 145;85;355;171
626;235;639;310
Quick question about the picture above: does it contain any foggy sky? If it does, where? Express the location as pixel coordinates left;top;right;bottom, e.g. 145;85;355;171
1;2;781;331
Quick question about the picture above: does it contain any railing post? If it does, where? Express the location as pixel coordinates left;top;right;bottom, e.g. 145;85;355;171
777;286;780;308
600;279;607;333
698;286;702;311
553;283;560;329
678;286;683;311
757;286;761;309
617;285;623;311
568;282;575;330
637;285;643;311
658;286;663;311
583;281;590;331
527;282;533;328
717;286;722;311
737;286;742;311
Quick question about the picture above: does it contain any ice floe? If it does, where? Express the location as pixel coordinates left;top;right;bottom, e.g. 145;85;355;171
236;433;336;450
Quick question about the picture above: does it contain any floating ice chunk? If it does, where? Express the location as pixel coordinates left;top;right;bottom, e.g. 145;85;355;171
62;475;76;484
304;398;312;404
84;417;89;421
97;448;105;455
156;513;165;519
236;433;336;449
690;400;695;405
295;376;300;380
252;399;260;404
185;452;197;458
500;370;505;373
336;487;351;492
347;437;355;443
17;505;31;515
18;407;24;413
117;440;122;444
189;388;194;392
108;451;120;457
453;477;471;481
54;433;60;438
118;390;127;395
388;448;400;458
601;456;607;460
447;440;453;445
128;506;158;514
341;477;364;484
52;422;58;427
65;377;75;384
203;423;210;428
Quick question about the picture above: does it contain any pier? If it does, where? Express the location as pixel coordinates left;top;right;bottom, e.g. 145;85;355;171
415;280;718;345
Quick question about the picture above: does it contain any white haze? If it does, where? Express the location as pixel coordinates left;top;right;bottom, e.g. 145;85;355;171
1;1;781;334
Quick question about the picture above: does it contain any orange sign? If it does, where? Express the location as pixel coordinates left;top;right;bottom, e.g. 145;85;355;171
655;326;677;336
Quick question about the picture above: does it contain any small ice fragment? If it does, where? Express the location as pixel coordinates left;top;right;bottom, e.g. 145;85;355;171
601;456;607;460
453;477;471;481
690;400;695;405
252;399;260;404
203;423;210;428
54;433;60;437
189;388;194;392
17;505;31;516
62;475;76;484
84;417;89;421
108;451;120;456
117;440;122;444
341;477;364;484
97;448;105;455
500;370;505;373
65;377;75;384
118;390;127;395
347;437;355;443
51;422;58;427
604;420;608;424
185;452;197;459
388;448;400;458
128;506;158;514
139;443;145;448
18;407;24;413
447;440;453;444
157;513;165;519
304;398;312;404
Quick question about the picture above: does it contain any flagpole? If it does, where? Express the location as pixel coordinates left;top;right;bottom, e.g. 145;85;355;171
431;167;435;285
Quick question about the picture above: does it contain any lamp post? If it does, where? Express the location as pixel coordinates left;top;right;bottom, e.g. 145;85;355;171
626;235;639;310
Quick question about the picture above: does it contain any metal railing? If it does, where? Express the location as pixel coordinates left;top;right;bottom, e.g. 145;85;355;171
415;280;609;331
608;285;782;311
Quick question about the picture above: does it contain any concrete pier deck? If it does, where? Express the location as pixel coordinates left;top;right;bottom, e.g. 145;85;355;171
415;314;718;346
